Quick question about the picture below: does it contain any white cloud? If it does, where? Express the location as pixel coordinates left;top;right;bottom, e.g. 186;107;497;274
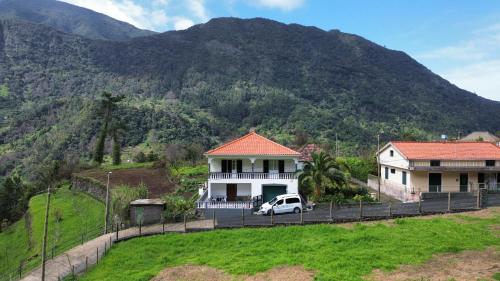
173;17;195;30
416;22;500;101
60;0;168;30
187;0;209;21
443;60;500;101
253;0;305;11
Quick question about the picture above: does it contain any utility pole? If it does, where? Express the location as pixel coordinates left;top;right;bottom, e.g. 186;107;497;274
377;134;381;202
41;187;51;281
104;171;112;234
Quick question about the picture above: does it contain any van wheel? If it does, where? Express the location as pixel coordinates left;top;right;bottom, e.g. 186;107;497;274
293;207;301;214
266;209;272;216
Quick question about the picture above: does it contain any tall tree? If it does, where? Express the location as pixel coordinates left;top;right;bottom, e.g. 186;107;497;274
298;151;347;198
93;92;124;164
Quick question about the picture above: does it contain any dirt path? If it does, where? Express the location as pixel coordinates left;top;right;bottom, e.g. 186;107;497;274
151;265;315;281
367;248;500;281
20;220;213;281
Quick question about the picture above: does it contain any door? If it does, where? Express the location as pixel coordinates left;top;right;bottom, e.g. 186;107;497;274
459;173;468;192
263;185;287;202
274;199;285;214
226;184;237;201
478;173;485;189
428;173;441;192
278;160;285;174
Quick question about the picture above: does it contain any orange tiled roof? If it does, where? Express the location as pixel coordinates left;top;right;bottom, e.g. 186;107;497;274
205;132;300;156
297;144;322;161
391;141;500;160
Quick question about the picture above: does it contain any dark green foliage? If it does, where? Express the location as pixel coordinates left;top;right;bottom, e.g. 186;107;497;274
146;151;159;162
0;174;28;224
112;131;121;165
133;152;146;163
93;124;107;164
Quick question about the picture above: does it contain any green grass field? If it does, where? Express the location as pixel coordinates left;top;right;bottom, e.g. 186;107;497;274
80;211;500;281
0;185;104;278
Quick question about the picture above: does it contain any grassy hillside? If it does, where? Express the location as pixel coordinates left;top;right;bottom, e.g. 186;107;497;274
0;185;104;278
80;211;499;281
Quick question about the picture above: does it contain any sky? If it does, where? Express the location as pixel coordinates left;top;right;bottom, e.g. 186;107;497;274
59;0;500;101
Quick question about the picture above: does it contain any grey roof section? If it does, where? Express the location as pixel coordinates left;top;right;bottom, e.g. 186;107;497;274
460;131;500;142
130;198;165;206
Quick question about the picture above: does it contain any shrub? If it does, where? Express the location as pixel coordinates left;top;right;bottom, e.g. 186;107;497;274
110;183;148;225
162;194;197;222
133;151;146;163
146;151;159;162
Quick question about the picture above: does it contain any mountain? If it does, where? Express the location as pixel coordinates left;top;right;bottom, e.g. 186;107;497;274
1;16;500;179
0;0;155;40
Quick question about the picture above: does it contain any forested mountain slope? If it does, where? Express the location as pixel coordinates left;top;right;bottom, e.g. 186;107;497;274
1;17;499;179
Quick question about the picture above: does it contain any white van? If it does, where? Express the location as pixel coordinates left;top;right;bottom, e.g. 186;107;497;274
258;194;302;215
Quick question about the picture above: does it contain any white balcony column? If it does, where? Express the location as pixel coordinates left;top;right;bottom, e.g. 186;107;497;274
294;158;299;172
208;158;213;173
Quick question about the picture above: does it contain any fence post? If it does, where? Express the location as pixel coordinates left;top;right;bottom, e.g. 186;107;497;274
139;221;142;236
162;219;165;233
271;206;274;225
212;210;216;229
51;246;54;259
18;262;22;278
85;256;88;272
116;223;119;240
359;200;363;221
71;265;75;278
388;201;392;217
184;213;187;232
447;192;451;213
241;208;245;227
81;234;84;245
105;242;107;253
300;205;304;224
109;235;112;246
329;201;333;221
96;247;99;264
418;195;422;214
476;189;481;209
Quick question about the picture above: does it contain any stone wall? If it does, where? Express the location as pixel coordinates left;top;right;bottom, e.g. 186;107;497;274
71;175;106;202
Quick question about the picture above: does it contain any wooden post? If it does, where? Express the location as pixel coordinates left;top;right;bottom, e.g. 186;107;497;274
41;187;51;281
96;247;99;264
388;201;392;217
329;201;333;221
139;221;142;236
109;235;112;247
476;189;481;209
116;223;119;240
300;205;304;224
359;200;363;221
81;234;84;245
212;210;216;229
271;206;274;225
105;242;107;253
418;195;422;214
241;208;244;227
18;263;22;278
184;213;187;232
162;220;165;233
85;256;88;272
447;192;451;212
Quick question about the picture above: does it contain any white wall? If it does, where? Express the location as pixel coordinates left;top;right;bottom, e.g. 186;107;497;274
208;178;298;198
208;157;297;173
379;144;409;169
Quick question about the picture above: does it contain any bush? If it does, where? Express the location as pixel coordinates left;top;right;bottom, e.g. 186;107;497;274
146;151;159;162
162;194;197;221
133;151;146;163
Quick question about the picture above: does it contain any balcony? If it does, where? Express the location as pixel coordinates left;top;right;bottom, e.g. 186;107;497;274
209;172;297;180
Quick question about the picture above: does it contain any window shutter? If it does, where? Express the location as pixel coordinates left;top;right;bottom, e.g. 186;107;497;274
237;160;243;173
278;160;285;173
221;160;227;173
263;160;269;173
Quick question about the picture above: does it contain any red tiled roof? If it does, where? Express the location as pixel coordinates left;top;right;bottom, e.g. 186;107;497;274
205;131;300;156
297;144;322;161
391;141;500;160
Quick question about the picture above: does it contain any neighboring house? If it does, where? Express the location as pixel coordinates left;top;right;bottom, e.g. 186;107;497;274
296;143;322;169
197;131;301;209
374;141;500;202
459;131;500;145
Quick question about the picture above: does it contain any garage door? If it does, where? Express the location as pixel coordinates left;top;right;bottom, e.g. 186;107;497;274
263;185;287;202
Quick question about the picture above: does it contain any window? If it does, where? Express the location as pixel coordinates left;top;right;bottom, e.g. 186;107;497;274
286;197;300;204
390;150;394;157
391;168;396;174
402;171;407;185
430;160;441;167
275;199;284;206
486;160;495;167
385;167;389;179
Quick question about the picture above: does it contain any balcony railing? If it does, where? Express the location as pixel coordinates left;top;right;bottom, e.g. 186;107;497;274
209;172;296;180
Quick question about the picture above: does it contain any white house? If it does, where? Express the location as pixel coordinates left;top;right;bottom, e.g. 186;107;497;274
197;131;300;208
372;141;500;202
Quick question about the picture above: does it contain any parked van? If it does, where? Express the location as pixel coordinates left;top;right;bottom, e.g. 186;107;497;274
258;194;302;215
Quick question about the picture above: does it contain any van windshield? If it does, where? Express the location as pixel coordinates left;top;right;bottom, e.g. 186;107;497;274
268;197;278;205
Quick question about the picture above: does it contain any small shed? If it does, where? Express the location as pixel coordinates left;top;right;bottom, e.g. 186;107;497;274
129;199;165;226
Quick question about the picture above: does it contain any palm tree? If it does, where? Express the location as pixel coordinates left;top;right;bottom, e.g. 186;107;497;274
298;151;347;198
